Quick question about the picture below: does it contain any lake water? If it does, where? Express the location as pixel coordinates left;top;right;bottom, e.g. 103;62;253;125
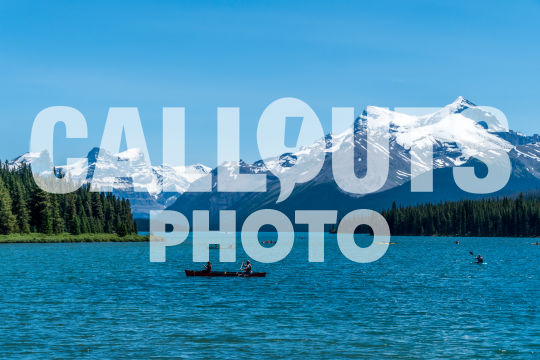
0;235;538;359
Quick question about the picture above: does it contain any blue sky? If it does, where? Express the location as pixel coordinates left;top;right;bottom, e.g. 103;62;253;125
0;0;539;166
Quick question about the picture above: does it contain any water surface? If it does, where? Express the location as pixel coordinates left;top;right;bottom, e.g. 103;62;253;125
0;235;538;359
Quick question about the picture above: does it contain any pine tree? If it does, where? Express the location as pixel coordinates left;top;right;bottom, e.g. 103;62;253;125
117;223;128;237
30;186;52;234
50;194;64;234
0;178;16;234
11;182;30;233
69;215;81;235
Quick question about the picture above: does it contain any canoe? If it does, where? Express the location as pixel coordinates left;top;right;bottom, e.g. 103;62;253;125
185;270;266;277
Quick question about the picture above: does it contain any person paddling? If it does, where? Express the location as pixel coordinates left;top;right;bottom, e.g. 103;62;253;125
469;251;484;264
203;261;212;273
241;260;253;274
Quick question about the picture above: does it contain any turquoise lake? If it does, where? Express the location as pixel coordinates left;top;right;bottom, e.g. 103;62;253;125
0;235;538;359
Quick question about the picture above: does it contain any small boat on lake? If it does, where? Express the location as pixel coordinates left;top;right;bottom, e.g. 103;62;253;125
209;244;233;250
185;270;266;277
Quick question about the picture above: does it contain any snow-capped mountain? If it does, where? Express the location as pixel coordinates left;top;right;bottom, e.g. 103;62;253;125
9;147;211;218
199;96;519;196
10;97;540;224
167;97;540;228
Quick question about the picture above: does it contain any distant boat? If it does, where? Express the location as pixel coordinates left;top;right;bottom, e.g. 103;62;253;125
209;244;233;250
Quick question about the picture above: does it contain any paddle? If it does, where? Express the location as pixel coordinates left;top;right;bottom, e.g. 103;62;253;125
469;251;484;264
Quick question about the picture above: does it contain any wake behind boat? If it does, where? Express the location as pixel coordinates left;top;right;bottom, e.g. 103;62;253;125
185;270;266;277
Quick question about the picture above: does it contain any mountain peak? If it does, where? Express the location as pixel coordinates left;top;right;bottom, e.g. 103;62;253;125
87;147;101;164
192;164;212;173
450;96;476;110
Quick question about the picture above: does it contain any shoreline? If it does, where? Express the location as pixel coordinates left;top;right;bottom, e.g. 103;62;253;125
0;233;149;244
0;233;537;244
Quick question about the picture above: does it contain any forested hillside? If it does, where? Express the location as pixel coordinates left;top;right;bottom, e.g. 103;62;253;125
0;162;137;236
381;193;540;237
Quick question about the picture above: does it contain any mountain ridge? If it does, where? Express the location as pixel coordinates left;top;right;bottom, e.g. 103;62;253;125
165;97;540;227
9;97;540;221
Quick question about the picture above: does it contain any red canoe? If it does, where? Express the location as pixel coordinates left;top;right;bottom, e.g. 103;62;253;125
185;270;266;277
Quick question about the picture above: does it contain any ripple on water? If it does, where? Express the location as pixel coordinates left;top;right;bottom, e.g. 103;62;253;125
0;236;538;359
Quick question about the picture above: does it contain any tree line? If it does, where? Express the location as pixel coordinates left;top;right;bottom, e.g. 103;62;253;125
381;193;540;237
0;162;137;236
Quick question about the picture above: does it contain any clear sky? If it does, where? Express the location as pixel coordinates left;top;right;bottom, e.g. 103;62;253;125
0;0;539;167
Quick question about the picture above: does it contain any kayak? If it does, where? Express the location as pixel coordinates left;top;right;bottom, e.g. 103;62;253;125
185;270;266;277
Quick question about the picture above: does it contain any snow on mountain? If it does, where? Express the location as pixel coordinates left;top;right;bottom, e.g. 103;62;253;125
221;96;517;195
9;97;540;220
168;97;540;225
10;147;211;195
9;148;211;217
509;142;540;179
9;152;42;166
365;98;512;164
